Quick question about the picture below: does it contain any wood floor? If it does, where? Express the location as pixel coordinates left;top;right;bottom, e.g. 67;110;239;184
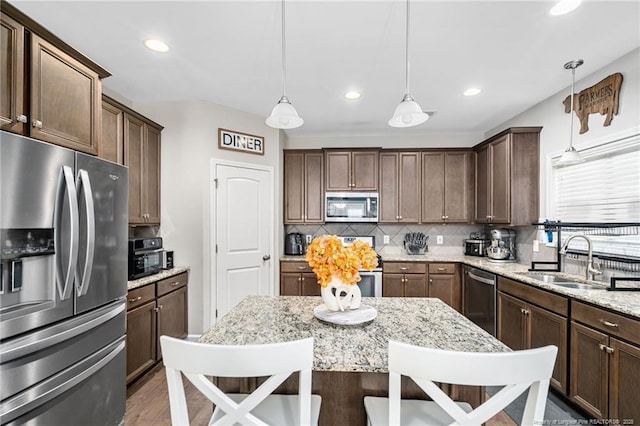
125;367;516;425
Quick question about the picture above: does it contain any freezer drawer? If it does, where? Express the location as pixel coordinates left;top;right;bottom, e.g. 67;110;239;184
0;300;125;401
1;336;126;425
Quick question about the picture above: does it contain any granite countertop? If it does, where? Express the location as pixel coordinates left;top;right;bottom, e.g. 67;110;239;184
127;266;190;290
280;254;640;319
199;296;509;373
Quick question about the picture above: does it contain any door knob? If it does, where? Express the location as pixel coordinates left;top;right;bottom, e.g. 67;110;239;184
262;254;271;261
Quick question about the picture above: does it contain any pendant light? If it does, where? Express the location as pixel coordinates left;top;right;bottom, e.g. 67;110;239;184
266;0;303;129
558;59;585;165
389;0;428;128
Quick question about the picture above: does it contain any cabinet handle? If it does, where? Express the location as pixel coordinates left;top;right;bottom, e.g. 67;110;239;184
398;216;403;220
158;305;163;310
599;344;614;354
599;319;619;328
399;267;408;271
298;277;302;282
16;114;27;123
429;279;433;284
170;281;180;287
32;119;43;129
520;308;530;315
129;296;142;303
154;307;159;312
297;266;306;270
301;277;305;281
437;268;446;271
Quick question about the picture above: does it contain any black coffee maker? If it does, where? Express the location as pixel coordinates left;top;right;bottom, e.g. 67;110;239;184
285;233;305;255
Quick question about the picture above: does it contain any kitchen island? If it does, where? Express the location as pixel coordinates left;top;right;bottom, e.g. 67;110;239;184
199;296;509;425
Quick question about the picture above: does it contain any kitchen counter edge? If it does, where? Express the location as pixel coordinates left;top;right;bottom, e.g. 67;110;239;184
127;266;190;291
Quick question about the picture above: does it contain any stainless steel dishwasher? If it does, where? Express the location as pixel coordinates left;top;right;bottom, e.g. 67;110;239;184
462;266;497;336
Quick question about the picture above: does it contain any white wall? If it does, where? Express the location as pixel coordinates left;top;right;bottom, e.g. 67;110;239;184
487;48;640;217
130;100;283;334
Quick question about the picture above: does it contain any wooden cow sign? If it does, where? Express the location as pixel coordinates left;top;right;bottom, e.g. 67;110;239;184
563;73;623;134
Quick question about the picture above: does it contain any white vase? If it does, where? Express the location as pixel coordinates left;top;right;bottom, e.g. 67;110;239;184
320;275;362;311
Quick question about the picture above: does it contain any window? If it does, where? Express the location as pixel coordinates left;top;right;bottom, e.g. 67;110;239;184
549;130;640;258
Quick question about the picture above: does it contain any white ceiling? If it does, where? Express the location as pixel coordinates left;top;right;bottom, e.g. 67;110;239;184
11;1;640;137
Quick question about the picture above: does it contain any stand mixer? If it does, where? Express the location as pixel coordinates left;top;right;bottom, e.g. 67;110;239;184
486;228;517;262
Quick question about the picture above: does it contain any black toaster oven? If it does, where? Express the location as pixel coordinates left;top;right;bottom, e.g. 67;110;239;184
128;237;163;279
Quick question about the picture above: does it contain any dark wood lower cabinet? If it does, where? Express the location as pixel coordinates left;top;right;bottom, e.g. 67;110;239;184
126;272;188;385
126;300;157;384
609;338;640;422
280;261;321;296
529;304;567;393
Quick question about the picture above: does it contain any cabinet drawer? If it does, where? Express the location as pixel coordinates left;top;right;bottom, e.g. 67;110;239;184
498;277;568;316
428;263;456;274
571;301;640;345
157;272;188;297
383;262;426;274
127;285;155;310
280;261;312;273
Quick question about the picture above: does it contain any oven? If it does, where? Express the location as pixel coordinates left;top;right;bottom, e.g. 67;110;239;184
128;237;163;280
357;269;382;297
462;266;497;336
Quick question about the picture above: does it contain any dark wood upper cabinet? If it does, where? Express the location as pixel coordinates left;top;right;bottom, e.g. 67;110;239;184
0;14;26;134
125;112;162;225
325;149;378;191
474;127;541;226
379;152;420;223
1;2;110;153
101;97;124;164
284;150;324;224
421;151;472;223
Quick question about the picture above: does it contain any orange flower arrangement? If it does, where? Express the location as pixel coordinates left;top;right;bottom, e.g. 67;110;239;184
305;235;378;287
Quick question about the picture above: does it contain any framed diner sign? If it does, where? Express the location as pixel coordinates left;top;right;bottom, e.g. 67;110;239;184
218;128;264;156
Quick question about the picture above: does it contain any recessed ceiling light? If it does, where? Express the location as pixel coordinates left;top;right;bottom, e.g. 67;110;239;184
463;87;482;97
549;0;583;16
144;38;170;53
344;91;362;100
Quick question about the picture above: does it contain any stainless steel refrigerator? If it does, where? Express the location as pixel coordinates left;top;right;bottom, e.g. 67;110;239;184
0;131;128;425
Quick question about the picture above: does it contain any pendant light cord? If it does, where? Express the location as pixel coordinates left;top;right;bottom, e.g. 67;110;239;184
405;0;410;95
281;0;287;98
569;66;575;148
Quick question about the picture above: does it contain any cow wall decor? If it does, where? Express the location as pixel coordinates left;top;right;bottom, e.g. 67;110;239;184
562;72;623;134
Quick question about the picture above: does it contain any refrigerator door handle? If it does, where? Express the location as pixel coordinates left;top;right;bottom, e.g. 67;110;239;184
75;169;95;296
54;165;79;301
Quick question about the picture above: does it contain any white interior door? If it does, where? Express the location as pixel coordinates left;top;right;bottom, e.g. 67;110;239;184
214;163;272;321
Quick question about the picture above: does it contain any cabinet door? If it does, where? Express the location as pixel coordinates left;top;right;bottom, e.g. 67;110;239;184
570;321;609;419
126;300;157;384
609;338;640;422
124;113;145;224
474;145;490;223
528;304;568;394
489;136;510;223
352;151;378;191
145;125;161;224
30;34;100;155
444;152;471;223
421;152;444;223
382;274;404;297
428;274;459;311
280;273;301;295
398;152;420;223
157;286;188;360
100;98;123;163
0;14;26;134
284;151;304;223
497;292;526;350
301;273;321;296
404;274;427;297
304;152;324;223
325;151;351;191
379;152;399;222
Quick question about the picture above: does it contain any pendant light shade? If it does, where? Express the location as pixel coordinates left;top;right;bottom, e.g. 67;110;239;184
266;0;303;129
389;0;428;128
558;59;585;165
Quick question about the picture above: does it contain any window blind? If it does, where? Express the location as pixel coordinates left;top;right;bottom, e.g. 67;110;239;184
550;132;640;258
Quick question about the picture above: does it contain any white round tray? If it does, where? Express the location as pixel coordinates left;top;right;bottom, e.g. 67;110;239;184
313;304;377;326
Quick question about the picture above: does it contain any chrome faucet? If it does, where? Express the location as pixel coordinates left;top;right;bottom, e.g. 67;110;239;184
559;235;602;281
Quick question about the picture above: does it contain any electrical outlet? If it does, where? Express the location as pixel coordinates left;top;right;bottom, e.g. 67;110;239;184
533;240;539;252
306;234;312;244
436;235;443;245
383;235;390;244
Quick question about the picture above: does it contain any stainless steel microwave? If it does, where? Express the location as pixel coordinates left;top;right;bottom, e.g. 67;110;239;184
325;192;378;222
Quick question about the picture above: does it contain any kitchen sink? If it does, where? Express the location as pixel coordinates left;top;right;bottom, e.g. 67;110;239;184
515;272;605;290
